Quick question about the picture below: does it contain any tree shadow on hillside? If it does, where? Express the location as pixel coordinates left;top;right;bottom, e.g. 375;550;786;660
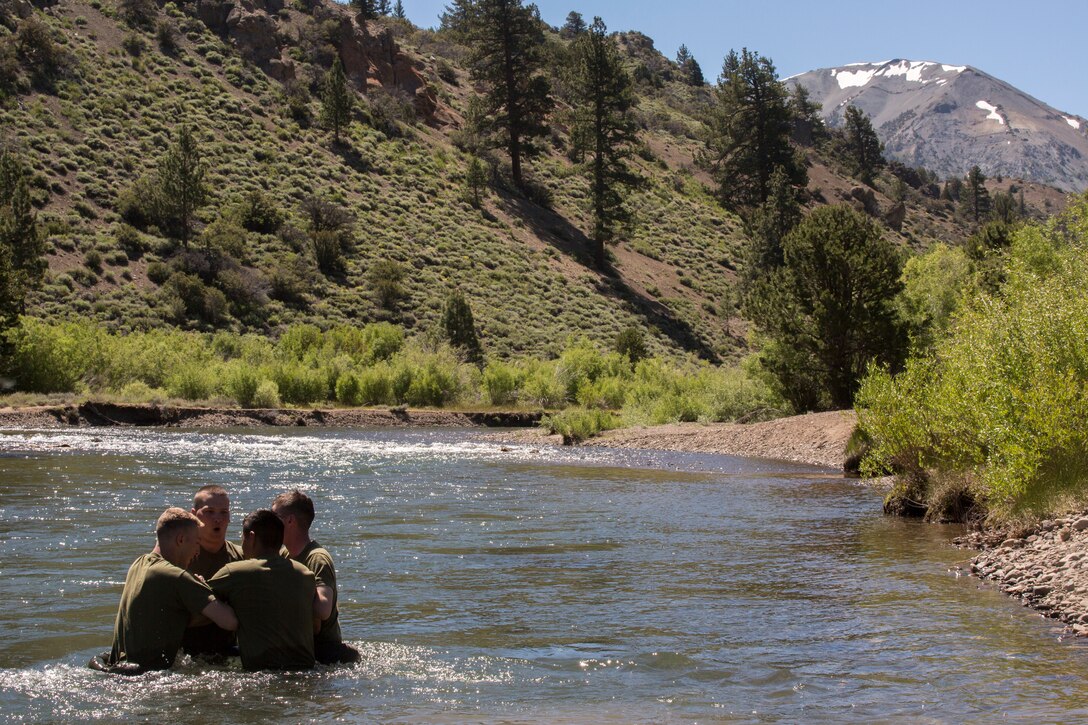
499;194;721;363
331;143;373;174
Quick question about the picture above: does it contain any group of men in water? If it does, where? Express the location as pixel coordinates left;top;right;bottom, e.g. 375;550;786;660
92;486;359;673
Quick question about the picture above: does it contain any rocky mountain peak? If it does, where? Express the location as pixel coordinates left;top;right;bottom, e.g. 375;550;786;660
788;60;1088;191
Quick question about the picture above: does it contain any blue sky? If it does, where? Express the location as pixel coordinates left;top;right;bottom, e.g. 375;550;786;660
400;0;1088;118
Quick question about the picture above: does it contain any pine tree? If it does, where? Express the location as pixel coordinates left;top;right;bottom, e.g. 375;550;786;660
842;105;884;184
463;0;553;189
0;148;45;331
702;48;805;209
157;125;208;247
569;17;639;267
393;0;406;19
320;57;354;145
675;44;703;86
560;10;586;38
442;290;483;365
744;166;801;279
439;0;473;34
376;0;391;15
745;205;906;411
351;0;378;20
464;156;489;207
962;165;991;224
788;85;827;147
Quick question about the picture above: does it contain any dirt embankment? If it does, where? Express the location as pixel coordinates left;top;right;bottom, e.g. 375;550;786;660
585;410;857;469
0;401;541;429
490;410;858;469
960;516;1088;635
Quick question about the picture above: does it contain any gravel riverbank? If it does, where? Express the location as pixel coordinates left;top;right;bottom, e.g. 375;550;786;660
960;515;1088;636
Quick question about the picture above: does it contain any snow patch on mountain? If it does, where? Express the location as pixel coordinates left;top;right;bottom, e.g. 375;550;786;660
942;64;967;73
976;100;1005;125
833;67;877;89
1065;116;1082;130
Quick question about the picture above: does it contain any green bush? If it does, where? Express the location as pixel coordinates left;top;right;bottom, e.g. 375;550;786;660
576;375;628;410
362;322;404;363
266;362;327;405
166;363;218;401
482;361;520;406
252;379;281;408
224;363;262;407
858;198;1088;519
357;366;394;405
4;319;95;393
405;360;460;407
334;371;362;405
543;408;618;444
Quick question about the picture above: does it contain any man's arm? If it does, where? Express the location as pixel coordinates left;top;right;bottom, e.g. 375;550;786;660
314;585;334;621
201;600;238;631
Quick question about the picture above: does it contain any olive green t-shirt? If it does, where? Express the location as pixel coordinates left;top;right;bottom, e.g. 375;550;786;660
109;553;216;670
293;540;343;646
209;556;316;671
183;540;244;656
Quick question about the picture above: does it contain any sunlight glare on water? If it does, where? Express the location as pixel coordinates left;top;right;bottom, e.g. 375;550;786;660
2;427;1088;723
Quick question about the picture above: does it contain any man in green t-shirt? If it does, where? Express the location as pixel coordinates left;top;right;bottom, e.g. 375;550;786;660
183;485;244;658
100;508;238;674
272;489;360;665
208;509;317;671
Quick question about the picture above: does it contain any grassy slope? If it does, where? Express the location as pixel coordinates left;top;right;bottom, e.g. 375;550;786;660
4;1;1066;363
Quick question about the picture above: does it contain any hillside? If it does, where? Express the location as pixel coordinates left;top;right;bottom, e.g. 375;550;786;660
0;1;1068;363
789;60;1088;192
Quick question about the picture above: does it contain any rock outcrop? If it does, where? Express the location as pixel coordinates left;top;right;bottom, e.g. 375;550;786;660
194;0;442;123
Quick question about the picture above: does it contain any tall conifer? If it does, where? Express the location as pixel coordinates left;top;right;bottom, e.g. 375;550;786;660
702;48;804;209
320;57;354;145
463;0;553;189
569;17;639;267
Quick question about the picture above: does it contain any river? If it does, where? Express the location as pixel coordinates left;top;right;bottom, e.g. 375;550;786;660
1;427;1086;723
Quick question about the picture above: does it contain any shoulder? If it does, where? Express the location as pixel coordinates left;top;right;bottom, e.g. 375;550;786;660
225;540;244;560
304;541;335;568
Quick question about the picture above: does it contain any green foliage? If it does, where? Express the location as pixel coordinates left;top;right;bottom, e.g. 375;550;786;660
743;166;801;279
613;326;647;363
482;360;521;405
320;57;354;144
542;407;617;444
462;0;553;187
895;243;974;350
224;362;262;407
233;190;284;234
0;148;46;331
441;290;483;365
567;17;639;265
166;362;217;400
4;318;92;392
746;205;907;411
838;105;885;185
858;196;1088;519
118;0;159;30
463;156;489;208
961;165;991;225
157;124;209;246
702;48;805;208
368;259;406;310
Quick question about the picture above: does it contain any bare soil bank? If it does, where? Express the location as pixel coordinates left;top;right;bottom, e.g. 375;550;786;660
960;516;1088;636
585;410;857;469
0;401;542;429
489;410;858;469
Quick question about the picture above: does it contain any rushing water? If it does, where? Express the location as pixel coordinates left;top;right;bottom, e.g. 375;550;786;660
1;427;1086;723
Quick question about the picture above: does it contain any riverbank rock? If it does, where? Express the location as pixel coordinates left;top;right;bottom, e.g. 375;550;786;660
960;512;1088;636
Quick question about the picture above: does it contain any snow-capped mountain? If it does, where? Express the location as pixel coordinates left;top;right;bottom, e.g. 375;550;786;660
787;60;1088;191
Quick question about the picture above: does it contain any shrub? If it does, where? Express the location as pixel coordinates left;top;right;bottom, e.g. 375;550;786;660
147;260;171;285
335;371;362;405
122;32;147;57
357;366;394;405
84;249;103;272
234;190;284;234
156;18;180;53
362;322;404;363
224;363;262;407
542;408;618;444
266;362;327;405
404;360;460;407
115;223;147;259
482;361;520;406
252;379;281;408
576;375;627;410
614;326;648;363
4;319;95;393
368;260;406;310
166;363;217;400
520;363;567;408
119;0;158;29
309;230;344;275
366;87;416;137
